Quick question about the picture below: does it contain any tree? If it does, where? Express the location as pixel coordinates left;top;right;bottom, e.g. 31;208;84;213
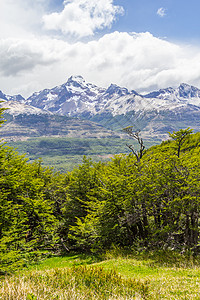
122;127;145;162
0;108;62;273
64;131;200;252
0;150;60;273
0;104;6;127
169;128;193;158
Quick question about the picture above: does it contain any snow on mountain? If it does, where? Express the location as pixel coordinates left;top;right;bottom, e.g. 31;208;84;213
0;91;8;101
0;91;47;116
6;94;25;102
25;76;144;117
25;77;200;118
0;91;25;102
26;75;106;116
2;77;200;119
0;100;51;116
1;77;200;140
144;83;200;106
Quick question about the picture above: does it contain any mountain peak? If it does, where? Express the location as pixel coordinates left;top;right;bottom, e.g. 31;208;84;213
7;94;25;102
144;87;175;99
67;75;85;84
0;90;7;101
106;84;129;96
179;83;190;88
178;83;200;98
0;91;25;102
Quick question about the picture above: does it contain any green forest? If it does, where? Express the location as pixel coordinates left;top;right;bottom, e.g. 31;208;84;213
0;104;200;272
7;135;158;172
1;107;200;298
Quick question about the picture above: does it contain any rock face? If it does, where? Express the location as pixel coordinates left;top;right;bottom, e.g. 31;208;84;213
0;100;51;116
26;76;106;116
0;91;25;102
144;83;200;104
24;77;200;117
1;77;200;140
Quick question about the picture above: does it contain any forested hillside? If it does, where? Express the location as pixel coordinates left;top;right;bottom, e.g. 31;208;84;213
63;128;200;252
0;105;200;273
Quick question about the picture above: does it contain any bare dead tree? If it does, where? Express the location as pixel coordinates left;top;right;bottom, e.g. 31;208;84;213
123;126;145;163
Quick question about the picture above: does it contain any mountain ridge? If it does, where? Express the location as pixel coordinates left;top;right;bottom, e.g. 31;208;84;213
2;77;200;116
1;76;200;140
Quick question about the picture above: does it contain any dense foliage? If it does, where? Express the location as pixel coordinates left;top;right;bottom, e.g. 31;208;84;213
64;130;200;253
0;105;200;273
0;108;66;273
0;147;64;273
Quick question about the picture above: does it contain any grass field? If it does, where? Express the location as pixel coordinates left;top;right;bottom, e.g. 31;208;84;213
1;250;200;299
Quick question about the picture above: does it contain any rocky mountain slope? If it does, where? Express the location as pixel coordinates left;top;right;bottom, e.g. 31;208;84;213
23;76;200;116
0;113;119;142
1;76;200;140
25;76;144;117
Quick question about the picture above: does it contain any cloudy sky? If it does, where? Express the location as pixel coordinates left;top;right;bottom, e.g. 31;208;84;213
1;0;200;97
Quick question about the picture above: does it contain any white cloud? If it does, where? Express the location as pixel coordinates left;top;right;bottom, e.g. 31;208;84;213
157;7;166;18
43;0;124;38
1;32;200;98
0;0;49;39
0;38;63;76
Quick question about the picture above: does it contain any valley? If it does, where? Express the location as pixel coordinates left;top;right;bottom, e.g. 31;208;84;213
7;137;158;172
1;76;200;142
0;76;200;171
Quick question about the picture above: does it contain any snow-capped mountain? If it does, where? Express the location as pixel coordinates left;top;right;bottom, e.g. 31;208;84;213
0;100;51;116
0;91;7;101
25;75;142;117
26;75;106;116
1;76;200;140
0;90;51;116
23;77;200;118
144;83;200;105
0;90;25;102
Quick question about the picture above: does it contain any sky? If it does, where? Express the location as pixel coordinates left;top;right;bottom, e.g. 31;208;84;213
1;0;200;98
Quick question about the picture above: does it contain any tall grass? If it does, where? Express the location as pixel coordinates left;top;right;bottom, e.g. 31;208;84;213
0;265;148;300
2;251;200;299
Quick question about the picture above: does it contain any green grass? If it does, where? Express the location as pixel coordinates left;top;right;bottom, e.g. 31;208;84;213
94;257;200;298
96;250;200;299
1;250;200;299
27;253;100;271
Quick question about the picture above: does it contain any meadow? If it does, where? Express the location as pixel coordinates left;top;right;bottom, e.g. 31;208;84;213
1;250;200;299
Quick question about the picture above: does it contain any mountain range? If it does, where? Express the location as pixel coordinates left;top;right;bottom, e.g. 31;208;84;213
0;75;200;141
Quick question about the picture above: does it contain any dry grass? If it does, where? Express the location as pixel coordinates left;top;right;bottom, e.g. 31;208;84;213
1;251;200;299
93;254;200;299
0;266;148;300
